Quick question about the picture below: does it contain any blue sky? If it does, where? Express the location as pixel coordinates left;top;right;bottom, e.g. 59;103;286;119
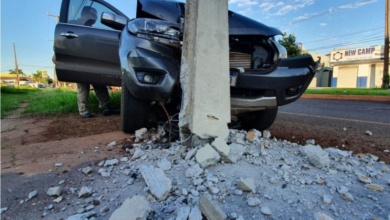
1;0;385;79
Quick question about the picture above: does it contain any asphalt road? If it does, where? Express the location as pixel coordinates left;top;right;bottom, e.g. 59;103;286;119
279;99;390;125
270;98;390;163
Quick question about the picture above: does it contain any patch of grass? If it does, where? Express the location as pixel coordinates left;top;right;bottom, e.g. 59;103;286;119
1;86;40;118
25;89;121;115
24;89;79;115
305;88;390;96
1;87;121;118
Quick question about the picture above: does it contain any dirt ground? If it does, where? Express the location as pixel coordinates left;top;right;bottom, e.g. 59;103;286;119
1;109;389;177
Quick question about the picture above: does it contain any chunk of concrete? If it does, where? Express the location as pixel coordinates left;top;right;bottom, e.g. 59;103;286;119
104;159;119;167
185;164;203;178
47;186;62;197
227;143;245;163
199;196;227;220
109;196;151;220
195;144;220;168
300;145;330;168
78;187;93;198
246;129;261;142
211;138;230;158
175;206;191;220
189;206;202;220
185;148;198;160
135;128;149;141
237;178;256;193
157;158;172;171
140;165;172;201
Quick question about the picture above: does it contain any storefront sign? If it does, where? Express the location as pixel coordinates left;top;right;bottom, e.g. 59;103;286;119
330;45;384;63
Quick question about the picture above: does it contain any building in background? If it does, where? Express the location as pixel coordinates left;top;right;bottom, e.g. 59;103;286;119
0;73;33;86
308;52;333;88
329;45;387;88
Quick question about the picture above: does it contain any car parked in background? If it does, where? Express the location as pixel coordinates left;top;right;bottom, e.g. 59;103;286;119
54;0;318;133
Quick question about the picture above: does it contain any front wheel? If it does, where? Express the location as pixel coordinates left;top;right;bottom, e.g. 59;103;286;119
120;85;150;133
240;108;278;131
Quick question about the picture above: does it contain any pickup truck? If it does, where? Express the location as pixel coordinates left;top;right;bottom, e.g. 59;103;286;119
54;0;317;133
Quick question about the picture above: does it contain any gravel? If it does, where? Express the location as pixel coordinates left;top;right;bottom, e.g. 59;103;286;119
1;128;389;220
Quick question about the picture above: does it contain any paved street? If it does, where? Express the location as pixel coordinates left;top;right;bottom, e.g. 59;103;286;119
270;98;390;163
279;99;390;124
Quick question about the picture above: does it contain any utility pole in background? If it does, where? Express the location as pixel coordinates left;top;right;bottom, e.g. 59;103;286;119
48;12;60;87
383;0;389;88
13;43;20;88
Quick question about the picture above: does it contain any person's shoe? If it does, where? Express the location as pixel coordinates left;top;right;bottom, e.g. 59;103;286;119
81;113;94;118
102;108;111;116
102;108;120;116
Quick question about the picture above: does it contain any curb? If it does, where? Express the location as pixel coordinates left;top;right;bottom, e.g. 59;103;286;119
301;94;390;102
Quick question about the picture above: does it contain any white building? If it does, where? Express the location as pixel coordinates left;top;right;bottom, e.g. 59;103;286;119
329;45;387;88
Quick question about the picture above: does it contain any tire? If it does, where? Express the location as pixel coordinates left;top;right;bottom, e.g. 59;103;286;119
240;108;278;131
120;84;150;133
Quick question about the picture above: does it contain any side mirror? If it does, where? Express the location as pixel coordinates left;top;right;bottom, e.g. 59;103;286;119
101;12;127;30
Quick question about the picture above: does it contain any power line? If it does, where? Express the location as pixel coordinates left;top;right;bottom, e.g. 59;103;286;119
303;27;384;45
307;37;383;51
280;0;379;27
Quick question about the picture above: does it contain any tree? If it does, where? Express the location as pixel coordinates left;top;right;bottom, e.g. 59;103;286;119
278;33;302;57
33;70;53;85
32;70;49;84
8;69;24;75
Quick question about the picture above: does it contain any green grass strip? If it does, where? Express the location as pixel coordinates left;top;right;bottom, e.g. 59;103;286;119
305;88;390;96
1;87;122;118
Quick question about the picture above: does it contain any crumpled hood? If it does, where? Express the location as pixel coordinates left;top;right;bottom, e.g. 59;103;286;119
136;0;282;37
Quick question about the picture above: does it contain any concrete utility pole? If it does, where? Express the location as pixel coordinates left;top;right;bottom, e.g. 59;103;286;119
383;0;390;88
13;43;20;88
48;12;60;88
179;0;230;140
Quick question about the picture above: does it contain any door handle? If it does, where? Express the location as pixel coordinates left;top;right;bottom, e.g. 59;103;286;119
60;32;78;38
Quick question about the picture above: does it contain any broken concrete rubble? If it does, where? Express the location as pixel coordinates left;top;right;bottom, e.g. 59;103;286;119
300;144;330;168
237;178;256;193
3;128;390;220
110;196;151;220
211;137;231;159
27;190;38;201
78;186;93;198
199;196;227;220
140;165;172;201
47;186;62;197
227;143;245;163
195;144;221;168
246;129;261;142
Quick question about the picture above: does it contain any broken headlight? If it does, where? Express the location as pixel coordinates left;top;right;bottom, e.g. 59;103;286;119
128;18;181;47
271;39;288;59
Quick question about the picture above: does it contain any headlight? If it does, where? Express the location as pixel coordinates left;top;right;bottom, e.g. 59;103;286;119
271;39;288;59
128;18;181;47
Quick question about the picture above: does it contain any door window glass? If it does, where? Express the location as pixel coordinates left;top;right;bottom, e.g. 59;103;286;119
67;0;118;30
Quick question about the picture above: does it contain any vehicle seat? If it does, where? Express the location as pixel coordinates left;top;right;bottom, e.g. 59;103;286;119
81;6;97;26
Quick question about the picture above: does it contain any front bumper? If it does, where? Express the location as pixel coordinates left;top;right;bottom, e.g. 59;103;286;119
119;31;181;101
121;28;317;109
231;55;317;113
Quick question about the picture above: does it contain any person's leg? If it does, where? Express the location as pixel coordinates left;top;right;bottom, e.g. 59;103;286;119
92;85;110;110
77;83;93;118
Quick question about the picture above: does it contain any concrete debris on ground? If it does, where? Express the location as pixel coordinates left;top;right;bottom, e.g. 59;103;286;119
139;165;172;201
2;128;389;220
110;196;151;220
47;186;62;197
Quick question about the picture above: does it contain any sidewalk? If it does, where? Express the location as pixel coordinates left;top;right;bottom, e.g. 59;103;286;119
301;94;390;102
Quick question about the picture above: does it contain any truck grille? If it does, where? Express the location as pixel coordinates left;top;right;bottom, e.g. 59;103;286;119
230;52;251;69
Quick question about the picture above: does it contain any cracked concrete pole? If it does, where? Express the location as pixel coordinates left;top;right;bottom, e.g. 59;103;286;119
179;0;230;140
